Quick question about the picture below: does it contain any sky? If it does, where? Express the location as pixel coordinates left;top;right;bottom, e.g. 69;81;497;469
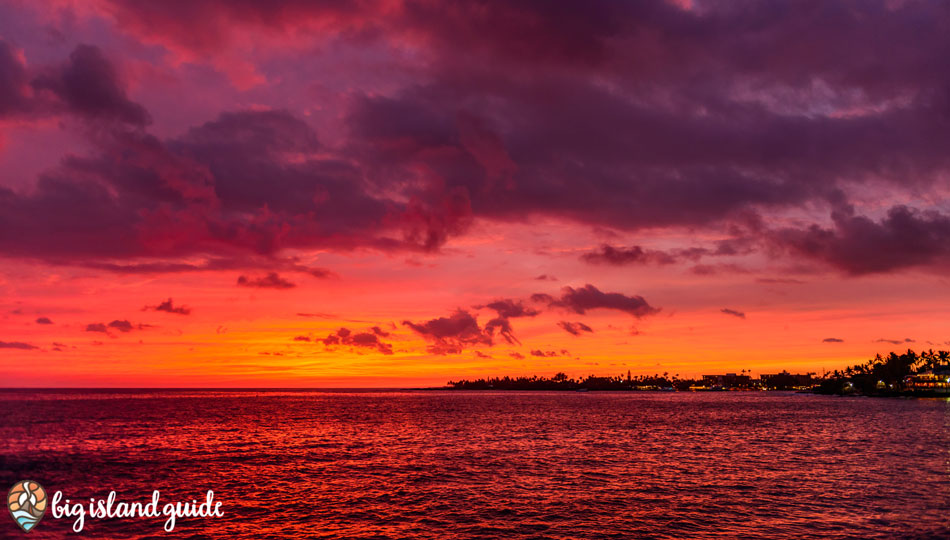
2;0;950;387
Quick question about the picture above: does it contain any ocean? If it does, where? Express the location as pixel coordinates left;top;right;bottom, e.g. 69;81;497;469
0;390;947;538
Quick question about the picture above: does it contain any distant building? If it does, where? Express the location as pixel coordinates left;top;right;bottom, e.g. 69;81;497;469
701;373;752;389
760;372;815;390
904;369;950;394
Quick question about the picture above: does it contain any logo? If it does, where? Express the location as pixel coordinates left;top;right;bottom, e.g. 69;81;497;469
8;481;46;532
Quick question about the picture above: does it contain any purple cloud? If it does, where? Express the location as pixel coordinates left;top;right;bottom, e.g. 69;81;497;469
2;2;950;279
0;341;38;350
146;298;192;315
321;327;393;355
537;284;659;318
237;272;296;289
774;206;950;275
403;309;493;355
32;44;150;125
558;321;594;336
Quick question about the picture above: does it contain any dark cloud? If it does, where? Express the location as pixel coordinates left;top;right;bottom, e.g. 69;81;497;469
558;321;594;336
403;309;492;355
321;327;393;355
822;338;844;343
534;274;557;281
85;323;109;333
5;2;950;277
35;317;53;325
774;206;950;275
484;317;518;346
296;312;338;319
480;299;540;319
537;284;659;318
237;272;296;289
85;320;149;334
2;40;149;126
874;338;915;345
0;341;38;350
581;240;756;267
31;44;150;125
473;299;541;345
305;267;335;279
2;39;150;127
721;308;746;319
509;352;525;359
530;349;568;358
108;319;134;333
0;41;31;118
146;298;192;315
581;245;676;266
0;108;449;265
292;335;311;342
336;1;950;274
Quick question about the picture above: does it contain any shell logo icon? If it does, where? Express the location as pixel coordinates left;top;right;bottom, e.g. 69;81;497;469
8;481;47;533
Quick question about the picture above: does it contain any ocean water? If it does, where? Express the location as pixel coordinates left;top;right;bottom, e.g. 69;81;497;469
0;390;947;539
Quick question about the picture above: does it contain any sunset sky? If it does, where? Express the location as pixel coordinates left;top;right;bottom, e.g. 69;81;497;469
2;0;950;387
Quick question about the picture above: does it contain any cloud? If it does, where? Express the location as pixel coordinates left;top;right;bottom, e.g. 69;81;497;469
822;338;844;343
85;320;149;334
480;299;540;319
558;321;594;336
5;2;950;278
304;267;335;279
145;298;192;315
874;338;915;345
474;299;541;345
774;206;950;275
534;274;557;281
0;41;31;118
85;323;109;333
292;335;311;342
536;284;659;317
509;352;525;359
0;109;408;266
321;327;393;355
0;341;38;350
296;312;338;319
1;41;148;126
31;44;150;126
108;320;134;333
581;245;677;266
581;241;754;267
35;317;53;325
530;349;569;357
403;309;492;355
721;308;746;319
237;272;296;289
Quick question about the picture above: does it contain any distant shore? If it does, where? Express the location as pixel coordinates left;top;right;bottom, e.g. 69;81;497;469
447;349;950;397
